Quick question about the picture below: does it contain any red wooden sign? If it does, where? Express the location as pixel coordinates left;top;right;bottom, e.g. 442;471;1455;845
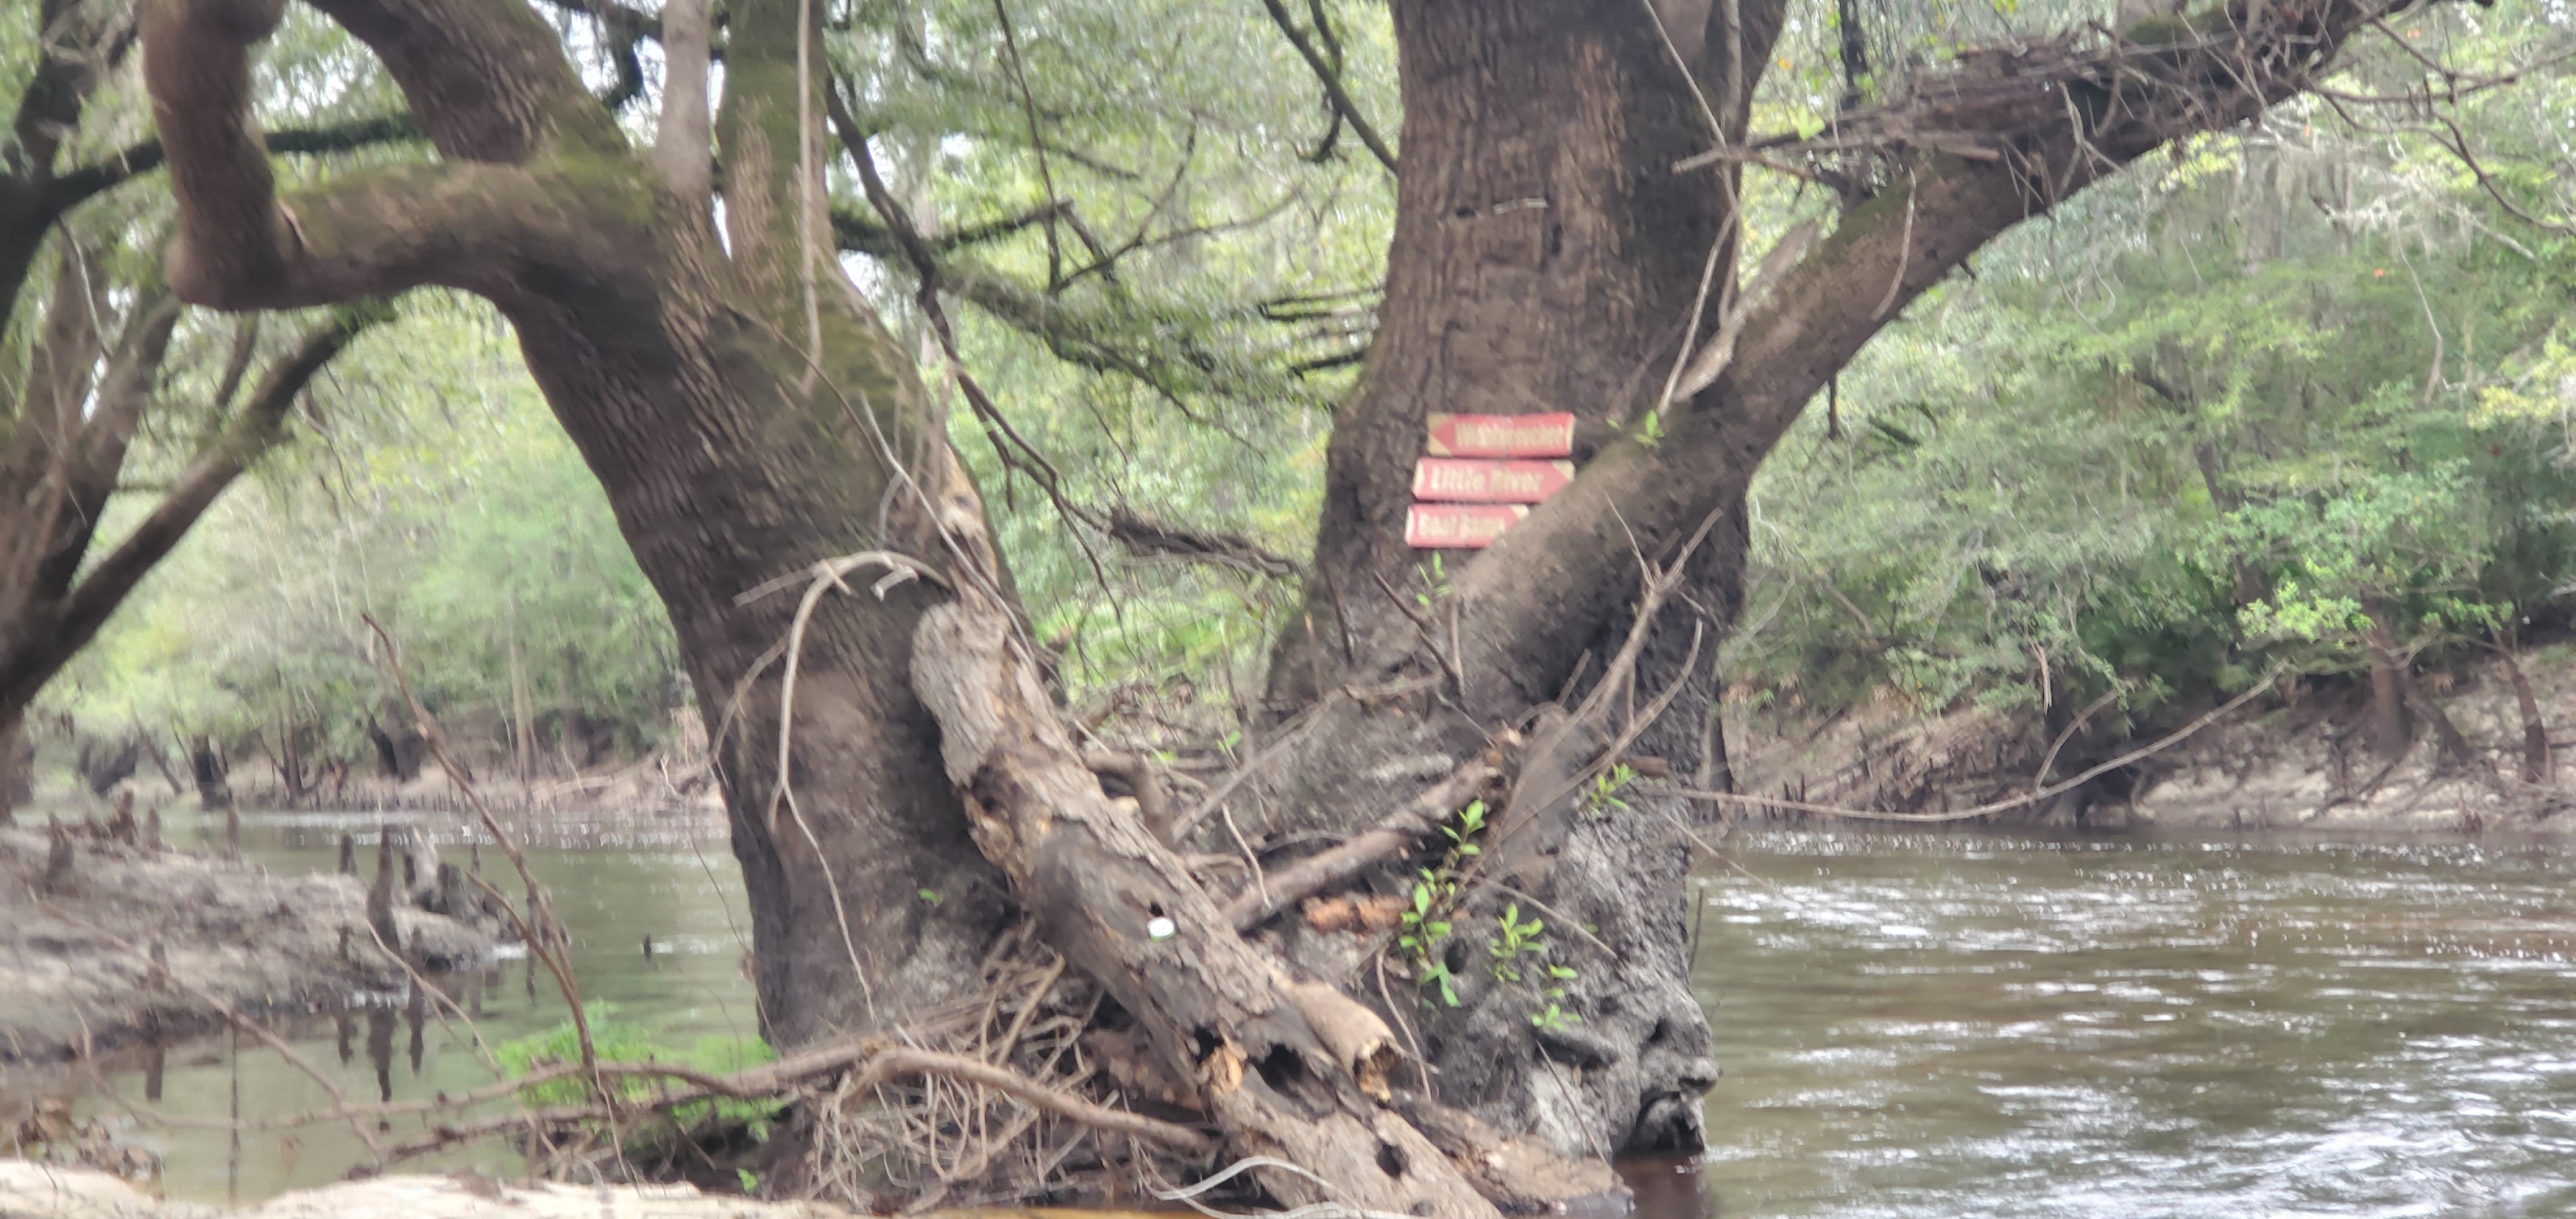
1424;413;1576;458
1413;458;1575;503
1406;503;1528;549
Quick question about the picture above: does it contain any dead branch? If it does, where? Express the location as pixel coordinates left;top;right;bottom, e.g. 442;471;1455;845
1223;758;1498;931
1257;0;1400;175
910;562;1502;1213
1106;509;1302;579
362;613;602;1091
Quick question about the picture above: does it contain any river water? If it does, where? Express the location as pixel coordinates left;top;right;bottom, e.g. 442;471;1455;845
1686;829;2576;1218
7;804;759;1202
11;812;2576;1215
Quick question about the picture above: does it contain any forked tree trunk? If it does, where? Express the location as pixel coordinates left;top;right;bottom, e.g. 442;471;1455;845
139;0;2441;1202
1248;0;2429;1161
1250;0;1781;1159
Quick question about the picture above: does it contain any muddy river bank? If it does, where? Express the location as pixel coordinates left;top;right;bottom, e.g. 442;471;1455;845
7;807;2573;1217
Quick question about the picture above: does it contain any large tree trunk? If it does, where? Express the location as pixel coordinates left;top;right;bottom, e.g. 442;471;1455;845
1246;0;2430;1164
1248;0;1777;1160
138;0;2442;1202
387;0;1023;1043
141;6;1578;1211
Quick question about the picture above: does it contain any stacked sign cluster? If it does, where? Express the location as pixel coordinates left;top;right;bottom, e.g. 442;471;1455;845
1405;412;1577;549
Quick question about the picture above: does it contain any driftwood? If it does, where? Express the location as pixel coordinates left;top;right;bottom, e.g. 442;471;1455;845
911;601;1495;1216
1105;509;1301;579
385;1038;1215;1162
901;476;1606;1218
1222;758;1498;933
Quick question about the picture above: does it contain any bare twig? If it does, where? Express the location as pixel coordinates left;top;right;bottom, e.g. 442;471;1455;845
362;613;601;1092
989;0;1067;288
1222;759;1496;930
1165;689;1347;844
397;1040;1216;1160
1256;0;1399;175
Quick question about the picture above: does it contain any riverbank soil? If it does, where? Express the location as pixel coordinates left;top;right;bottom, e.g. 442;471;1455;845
0;829;493;1065
1730;646;2576;833
22;759;723;831
0;1160;861;1217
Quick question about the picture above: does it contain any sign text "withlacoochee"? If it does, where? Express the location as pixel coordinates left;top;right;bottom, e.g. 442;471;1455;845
1423;412;1577;459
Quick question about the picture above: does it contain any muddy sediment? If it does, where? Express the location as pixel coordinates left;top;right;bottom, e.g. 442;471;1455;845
0;1160;860;1217
0;828;494;1067
1730;645;2576;835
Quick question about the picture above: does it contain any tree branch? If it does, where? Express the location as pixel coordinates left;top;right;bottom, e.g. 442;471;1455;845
1257;0;1399;176
64;294;184;560
1222;759;1493;930
298;0;621;162
651;0;712;204
0;310;377;720
0;246;110;629
8;0;130;186
526;0;659;40
43;114;423;222
1106;509;1301;579
1434;0;2436;712
831;205;1270;415
831;201;1071;259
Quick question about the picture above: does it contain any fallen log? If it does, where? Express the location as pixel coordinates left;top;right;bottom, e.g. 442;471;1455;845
875;456;1637;1215
912;595;1499;1218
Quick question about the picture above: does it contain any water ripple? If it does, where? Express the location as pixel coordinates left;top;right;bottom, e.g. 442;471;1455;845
1687;828;2576;1218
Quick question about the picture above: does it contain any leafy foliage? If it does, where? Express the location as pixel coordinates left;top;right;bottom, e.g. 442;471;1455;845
497;1002;783;1137
44;298;680;764
1729;40;2576;731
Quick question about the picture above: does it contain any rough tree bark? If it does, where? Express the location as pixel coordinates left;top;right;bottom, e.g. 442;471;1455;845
141;1;1595;1211
1244;0;2454;1163
139;0;2451;1203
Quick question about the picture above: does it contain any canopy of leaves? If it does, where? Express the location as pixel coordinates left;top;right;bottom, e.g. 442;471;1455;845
1729;15;2576;730
21;0;2576;769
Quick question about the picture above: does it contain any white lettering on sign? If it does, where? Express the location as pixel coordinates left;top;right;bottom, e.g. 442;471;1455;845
1412;458;1575;503
1405;503;1529;549
1423;413;1577;458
